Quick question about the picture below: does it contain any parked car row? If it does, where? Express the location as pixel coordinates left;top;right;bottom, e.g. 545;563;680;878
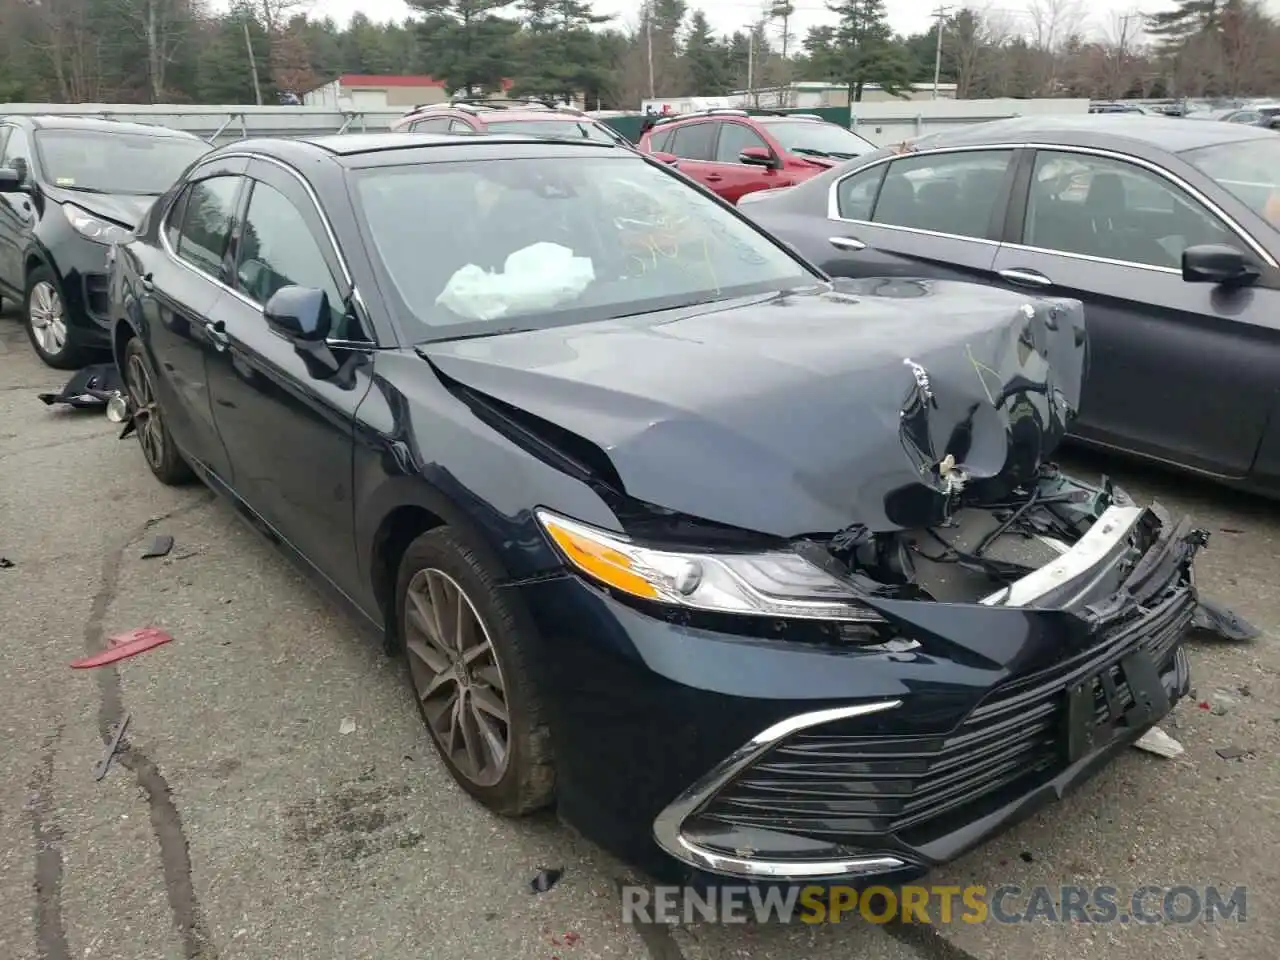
0;104;1268;885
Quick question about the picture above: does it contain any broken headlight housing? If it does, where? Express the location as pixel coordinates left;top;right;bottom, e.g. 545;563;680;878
536;509;885;623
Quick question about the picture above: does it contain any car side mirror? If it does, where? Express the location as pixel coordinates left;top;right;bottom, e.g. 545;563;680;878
0;165;24;193
263;285;331;342
740;146;777;167
1182;244;1260;287
651;151;680;166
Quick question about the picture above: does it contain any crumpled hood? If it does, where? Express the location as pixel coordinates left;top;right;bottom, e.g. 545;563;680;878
420;278;1087;537
45;187;153;228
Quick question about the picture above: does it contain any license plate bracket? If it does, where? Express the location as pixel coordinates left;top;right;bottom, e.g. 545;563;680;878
1064;649;1171;763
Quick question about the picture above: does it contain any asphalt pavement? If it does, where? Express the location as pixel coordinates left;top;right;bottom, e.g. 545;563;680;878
1;307;1277;960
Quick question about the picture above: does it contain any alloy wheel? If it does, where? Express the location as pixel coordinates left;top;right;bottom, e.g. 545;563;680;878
28;281;67;355
404;567;511;787
125;353;165;470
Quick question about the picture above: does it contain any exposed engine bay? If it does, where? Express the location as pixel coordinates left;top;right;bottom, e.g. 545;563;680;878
825;463;1133;606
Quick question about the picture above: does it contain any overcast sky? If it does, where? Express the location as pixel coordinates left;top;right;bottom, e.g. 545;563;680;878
299;0;1183;45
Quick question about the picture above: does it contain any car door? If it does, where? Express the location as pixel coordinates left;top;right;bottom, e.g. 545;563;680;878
203;157;374;600
665;121;721;194
144;161;249;481
0;125;35;294
819;146;1020;284
710;120;784;203
991;146;1280;477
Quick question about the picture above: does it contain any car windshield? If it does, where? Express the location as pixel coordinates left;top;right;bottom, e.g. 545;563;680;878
484;119;621;144
757;120;876;159
34;129;210;195
1181;137;1280;227
351;154;818;341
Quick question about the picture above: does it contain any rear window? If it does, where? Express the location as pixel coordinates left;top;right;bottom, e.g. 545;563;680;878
484;119;619;144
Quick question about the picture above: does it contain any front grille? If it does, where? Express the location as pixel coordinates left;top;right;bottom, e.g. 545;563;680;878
691;586;1194;851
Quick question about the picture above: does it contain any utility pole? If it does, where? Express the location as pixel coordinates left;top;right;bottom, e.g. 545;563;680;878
242;18;262;106
931;5;952;100
644;1;655;100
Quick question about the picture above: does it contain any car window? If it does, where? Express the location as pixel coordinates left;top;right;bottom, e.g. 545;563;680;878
756;120;876;160
484;119;619;144
1182;136;1280;227
670;122;714;161
0;128;9;160
350;154;817;341
715;122;769;163
34;130;208;195
2;126;31;168
1024;150;1234;269
412;118;452;133
163;188;190;253
449;119;475;134
835;163;887;220
871;149;1012;239
649;128;673;152
236;179;346;335
175;176;242;279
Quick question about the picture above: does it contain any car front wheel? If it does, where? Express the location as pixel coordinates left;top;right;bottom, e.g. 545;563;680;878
24;266;91;369
396;527;554;816
123;336;193;485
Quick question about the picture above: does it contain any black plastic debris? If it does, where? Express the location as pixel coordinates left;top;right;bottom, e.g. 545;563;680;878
94;713;131;781
141;535;175;559
1019;851;1035;863
1215;745;1254;761
530;867;563;893
1191;598;1262;642
0;557;13;569
37;363;124;410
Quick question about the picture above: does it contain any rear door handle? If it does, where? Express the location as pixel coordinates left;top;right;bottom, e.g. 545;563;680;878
828;236;866;252
997;267;1052;288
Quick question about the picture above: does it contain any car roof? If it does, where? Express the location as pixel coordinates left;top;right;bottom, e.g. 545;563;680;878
7;114;202;139
908;113;1274;155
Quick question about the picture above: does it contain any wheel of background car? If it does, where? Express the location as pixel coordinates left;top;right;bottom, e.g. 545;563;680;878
23;266;92;370
395;526;555;816
123;336;194;485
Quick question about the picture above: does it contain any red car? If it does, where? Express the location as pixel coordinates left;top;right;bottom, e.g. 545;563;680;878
637;108;878;203
392;98;631;146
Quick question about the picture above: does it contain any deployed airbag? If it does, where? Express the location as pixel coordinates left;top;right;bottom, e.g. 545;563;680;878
436;242;595;321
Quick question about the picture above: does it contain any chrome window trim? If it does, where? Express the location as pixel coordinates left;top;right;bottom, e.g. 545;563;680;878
826;140;1277;270
158;152;375;347
652;700;908;881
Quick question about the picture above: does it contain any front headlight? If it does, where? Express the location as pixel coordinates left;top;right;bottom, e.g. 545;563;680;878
536;509;885;623
62;204;133;244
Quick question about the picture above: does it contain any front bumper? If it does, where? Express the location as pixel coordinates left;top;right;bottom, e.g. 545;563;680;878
512;501;1201;883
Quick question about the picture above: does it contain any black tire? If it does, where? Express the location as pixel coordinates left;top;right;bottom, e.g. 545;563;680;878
396;526;555;816
123;336;194;485
23;266;91;370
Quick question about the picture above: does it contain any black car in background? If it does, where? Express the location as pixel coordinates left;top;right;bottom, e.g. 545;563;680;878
744;115;1280;497
0;115;209;368
108;132;1202;883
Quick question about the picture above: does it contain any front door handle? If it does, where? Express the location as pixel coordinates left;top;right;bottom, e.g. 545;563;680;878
140;273;154;292
829;236;866;252
204;318;229;348
997;267;1052;288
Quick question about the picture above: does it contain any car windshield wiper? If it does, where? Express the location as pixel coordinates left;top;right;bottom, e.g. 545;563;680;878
792;147;834;158
418;326;535;345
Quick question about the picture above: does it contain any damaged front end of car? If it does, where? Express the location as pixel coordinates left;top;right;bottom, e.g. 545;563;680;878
420;281;1210;881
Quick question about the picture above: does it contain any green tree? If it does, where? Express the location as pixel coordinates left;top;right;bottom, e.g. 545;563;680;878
510;0;612;102
684;11;729;94
825;0;913;101
408;0;520;95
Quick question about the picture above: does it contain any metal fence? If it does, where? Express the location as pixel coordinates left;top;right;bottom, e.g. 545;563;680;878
0;103;405;144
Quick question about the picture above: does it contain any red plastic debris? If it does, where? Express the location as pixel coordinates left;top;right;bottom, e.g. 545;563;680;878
563;932;581;946
1198;701;1212;711
70;627;173;669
